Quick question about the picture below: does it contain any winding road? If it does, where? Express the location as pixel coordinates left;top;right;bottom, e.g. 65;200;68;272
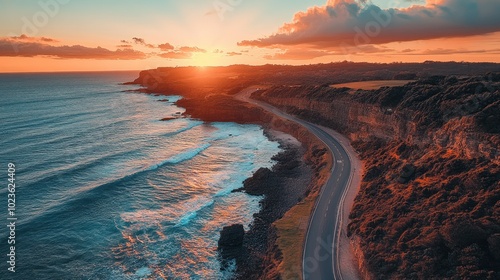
236;88;358;280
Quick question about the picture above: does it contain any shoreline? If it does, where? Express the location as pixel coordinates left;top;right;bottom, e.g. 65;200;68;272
126;88;332;279
127;87;333;279
223;128;313;279
238;87;363;279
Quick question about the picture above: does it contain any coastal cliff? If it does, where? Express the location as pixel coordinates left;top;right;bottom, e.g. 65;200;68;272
253;73;500;279
130;63;499;279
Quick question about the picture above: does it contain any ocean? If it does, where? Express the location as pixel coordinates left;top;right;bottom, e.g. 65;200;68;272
0;72;281;279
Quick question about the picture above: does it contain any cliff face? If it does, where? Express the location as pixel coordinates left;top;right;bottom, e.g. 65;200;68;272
253;73;500;279
129;64;500;279
253;76;499;163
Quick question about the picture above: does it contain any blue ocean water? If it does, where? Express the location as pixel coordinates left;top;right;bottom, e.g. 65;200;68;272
0;72;281;279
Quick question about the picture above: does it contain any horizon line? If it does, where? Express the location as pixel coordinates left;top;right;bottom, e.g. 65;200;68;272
1;60;499;74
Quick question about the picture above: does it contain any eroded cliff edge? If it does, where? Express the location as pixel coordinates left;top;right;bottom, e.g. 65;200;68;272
253;73;500;279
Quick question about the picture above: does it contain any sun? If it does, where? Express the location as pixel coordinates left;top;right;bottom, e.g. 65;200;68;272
191;52;219;67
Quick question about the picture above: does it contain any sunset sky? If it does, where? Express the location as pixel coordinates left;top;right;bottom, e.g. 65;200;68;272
1;0;499;72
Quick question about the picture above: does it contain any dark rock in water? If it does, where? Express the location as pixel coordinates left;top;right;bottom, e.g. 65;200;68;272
218;224;245;247
242;168;277;195
160;117;176;121
218;224;245;271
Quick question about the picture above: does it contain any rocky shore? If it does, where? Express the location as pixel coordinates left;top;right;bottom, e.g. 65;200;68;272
217;131;312;279
125;81;329;279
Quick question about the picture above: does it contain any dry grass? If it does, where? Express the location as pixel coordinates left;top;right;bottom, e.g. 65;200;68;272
274;162;331;279
331;80;415;91
274;196;315;279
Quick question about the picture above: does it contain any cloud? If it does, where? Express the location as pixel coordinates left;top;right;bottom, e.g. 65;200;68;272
158;43;175;51
132;37;155;48
238;0;500;49
262;44;392;60
3;35;211;61
158;51;192;59
264;49;333;60
159;45;207;59
0;37;146;60
40;37;59;43
401;48;416;53
116;44;133;48
179;46;206;53
132;37;146;44
9;34;59;43
408;48;500;55
226;51;242;56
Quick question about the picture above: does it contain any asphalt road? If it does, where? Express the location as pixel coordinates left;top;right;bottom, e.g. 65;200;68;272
236;89;354;280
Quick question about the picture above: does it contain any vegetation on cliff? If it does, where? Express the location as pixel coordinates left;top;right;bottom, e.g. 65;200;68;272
132;63;499;279
254;73;500;279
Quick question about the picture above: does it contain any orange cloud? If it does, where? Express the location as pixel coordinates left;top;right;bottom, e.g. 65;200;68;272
158;43;175;51
158;46;207;59
117;44;133;48
9;34;59;43
264;49;332;60
263;44;392;60
2;34;211;61
409;48;500;55
226;51;242;56
0;36;146;60
239;0;500;49
179;46;206;53
158;51;192;59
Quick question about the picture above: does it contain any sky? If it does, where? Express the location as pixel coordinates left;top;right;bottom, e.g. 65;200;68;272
0;0;499;72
